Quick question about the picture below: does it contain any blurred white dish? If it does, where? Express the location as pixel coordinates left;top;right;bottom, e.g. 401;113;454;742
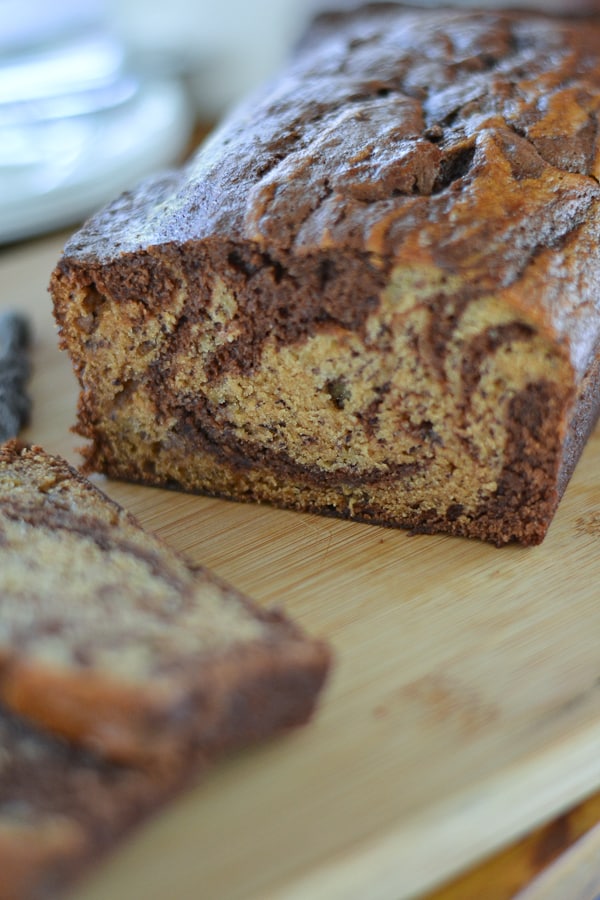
0;5;191;246
0;76;190;245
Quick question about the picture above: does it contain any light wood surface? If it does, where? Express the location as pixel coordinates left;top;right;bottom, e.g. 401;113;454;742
2;231;600;900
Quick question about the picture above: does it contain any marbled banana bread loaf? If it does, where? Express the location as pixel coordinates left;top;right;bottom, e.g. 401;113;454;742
50;4;600;545
0;442;330;768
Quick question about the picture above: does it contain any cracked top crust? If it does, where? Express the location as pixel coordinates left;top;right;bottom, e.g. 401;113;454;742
61;5;600;256
58;5;600;372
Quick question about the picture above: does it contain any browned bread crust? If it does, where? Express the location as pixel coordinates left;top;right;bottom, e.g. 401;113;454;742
0;441;330;768
50;5;600;545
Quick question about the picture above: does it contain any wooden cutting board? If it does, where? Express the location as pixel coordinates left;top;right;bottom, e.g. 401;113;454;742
2;232;600;900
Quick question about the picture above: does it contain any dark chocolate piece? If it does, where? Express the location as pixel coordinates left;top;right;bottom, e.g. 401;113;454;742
0;313;31;443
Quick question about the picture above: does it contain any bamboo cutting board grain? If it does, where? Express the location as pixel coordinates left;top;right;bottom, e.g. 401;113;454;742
2;232;600;900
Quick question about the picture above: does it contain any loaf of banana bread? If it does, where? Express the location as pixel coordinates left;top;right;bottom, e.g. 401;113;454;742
50;4;600;545
0;442;330;768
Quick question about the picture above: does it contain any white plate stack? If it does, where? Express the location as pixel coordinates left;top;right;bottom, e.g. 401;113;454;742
0;0;191;244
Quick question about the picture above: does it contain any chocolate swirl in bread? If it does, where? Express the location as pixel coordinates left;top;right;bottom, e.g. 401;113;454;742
50;5;600;545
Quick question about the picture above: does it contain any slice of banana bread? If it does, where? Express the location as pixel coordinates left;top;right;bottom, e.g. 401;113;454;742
0;441;330;767
0;702;181;900
50;5;600;545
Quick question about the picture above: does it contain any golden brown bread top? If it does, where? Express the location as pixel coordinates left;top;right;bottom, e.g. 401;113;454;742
58;5;600;375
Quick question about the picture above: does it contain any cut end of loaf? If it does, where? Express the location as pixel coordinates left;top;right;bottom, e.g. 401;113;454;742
51;249;576;546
